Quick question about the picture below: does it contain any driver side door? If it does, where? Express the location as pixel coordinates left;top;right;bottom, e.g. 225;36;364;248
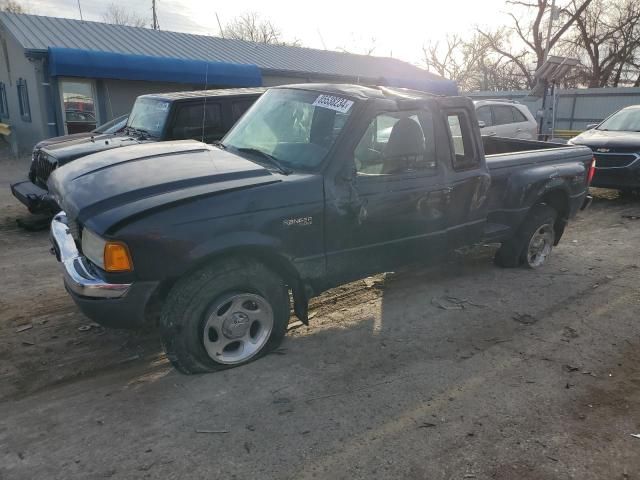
324;107;451;284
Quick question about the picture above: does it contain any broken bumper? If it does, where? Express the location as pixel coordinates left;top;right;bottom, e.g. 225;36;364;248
10;179;59;214
50;212;157;328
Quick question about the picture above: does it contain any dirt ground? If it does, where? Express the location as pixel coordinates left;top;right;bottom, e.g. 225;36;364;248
1;148;639;479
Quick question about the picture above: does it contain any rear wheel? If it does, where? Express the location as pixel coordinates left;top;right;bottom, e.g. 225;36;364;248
159;258;290;374
495;204;558;269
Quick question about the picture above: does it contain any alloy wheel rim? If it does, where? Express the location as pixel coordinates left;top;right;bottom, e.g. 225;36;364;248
202;292;273;365
526;223;554;268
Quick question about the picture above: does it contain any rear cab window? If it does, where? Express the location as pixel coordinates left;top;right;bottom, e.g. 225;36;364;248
446;112;479;170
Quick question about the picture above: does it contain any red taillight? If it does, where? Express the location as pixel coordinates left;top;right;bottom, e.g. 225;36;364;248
587;157;596;185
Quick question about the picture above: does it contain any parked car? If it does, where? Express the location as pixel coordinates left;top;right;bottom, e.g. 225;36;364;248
11;88;264;214
474;99;538;139
568;105;640;194
48;84;594;373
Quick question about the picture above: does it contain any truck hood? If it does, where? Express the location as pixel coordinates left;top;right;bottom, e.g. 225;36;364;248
48;140;279;230
570;129;640;150
42;133;144;165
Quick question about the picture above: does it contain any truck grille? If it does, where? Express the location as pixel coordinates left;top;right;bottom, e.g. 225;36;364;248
593;152;639;169
32;149;58;187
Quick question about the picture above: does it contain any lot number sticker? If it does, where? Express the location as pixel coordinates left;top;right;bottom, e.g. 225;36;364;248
312;95;354;113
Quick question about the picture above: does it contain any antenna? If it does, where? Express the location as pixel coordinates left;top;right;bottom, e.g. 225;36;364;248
317;29;327;50
201;63;209;143
152;0;160;30
216;13;224;38
77;0;83;20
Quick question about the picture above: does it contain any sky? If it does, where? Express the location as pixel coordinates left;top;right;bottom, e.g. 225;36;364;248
23;0;513;65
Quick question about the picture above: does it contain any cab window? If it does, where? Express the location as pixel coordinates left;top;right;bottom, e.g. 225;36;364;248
354;110;436;176
446;112;478;170
476;106;492;126
492;106;516;125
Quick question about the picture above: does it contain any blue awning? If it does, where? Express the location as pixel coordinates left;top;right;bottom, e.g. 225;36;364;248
48;47;262;87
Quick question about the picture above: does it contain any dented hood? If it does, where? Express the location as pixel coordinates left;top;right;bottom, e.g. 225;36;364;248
48;140;278;229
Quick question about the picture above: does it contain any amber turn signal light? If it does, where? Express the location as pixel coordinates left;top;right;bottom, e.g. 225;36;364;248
104;242;133;272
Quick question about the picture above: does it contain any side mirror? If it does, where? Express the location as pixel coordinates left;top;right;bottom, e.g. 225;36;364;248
478;120;486;128
586;123;599;130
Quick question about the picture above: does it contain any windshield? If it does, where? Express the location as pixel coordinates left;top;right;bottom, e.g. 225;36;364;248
222;88;355;171
126;98;170;137
597;108;640;132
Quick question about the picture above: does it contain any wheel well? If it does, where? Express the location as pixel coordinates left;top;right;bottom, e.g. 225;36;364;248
148;247;307;324
538;189;569;244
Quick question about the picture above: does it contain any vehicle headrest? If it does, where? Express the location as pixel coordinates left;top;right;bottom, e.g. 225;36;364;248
384;117;425;158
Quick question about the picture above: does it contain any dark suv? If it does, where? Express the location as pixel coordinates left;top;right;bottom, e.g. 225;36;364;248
11;87;264;214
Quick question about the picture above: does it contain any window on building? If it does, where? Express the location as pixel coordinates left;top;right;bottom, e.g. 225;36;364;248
0;82;8;118
17;78;31;122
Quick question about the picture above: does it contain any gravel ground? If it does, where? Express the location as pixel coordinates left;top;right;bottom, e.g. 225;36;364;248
1;150;639;479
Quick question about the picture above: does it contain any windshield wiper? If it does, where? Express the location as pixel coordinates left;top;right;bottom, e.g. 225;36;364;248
212;140;227;150
235;147;292;175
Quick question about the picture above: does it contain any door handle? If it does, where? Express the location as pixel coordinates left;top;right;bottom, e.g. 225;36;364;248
515;128;522;132
487;131;497;136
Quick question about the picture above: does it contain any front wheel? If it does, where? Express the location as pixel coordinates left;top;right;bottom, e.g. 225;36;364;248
495;204;558;269
159;258;290;374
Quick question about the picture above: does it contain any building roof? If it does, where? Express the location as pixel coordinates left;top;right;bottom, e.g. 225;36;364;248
143;87;266;101
0;12;441;84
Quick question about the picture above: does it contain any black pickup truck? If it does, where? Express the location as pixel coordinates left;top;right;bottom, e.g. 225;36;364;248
11;87;264;214
48;84;594;373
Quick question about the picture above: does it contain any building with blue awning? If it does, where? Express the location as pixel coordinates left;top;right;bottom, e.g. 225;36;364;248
0;12;457;154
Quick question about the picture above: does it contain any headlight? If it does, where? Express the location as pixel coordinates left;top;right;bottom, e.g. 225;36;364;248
81;228;133;272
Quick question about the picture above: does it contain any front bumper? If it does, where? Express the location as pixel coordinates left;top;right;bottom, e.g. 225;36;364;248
10;179;59;214
50;212;157;329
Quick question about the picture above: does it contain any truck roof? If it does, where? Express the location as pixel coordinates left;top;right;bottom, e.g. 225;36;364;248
140;87;267;102
279;83;439;101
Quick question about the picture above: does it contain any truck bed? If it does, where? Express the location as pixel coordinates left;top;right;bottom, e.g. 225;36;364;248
483;136;588;170
482;136;594;243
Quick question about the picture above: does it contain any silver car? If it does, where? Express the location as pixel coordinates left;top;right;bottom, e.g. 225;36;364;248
474;99;538;140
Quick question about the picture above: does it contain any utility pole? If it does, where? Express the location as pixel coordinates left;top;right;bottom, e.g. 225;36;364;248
543;0;557;62
152;0;160;30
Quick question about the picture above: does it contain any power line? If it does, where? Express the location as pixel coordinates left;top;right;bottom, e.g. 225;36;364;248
77;0;83;20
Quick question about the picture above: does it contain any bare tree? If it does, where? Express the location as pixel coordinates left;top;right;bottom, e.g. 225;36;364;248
102;3;149;28
336;36;377;56
564;0;640;87
478;0;593;89
0;0;28;13
423;32;532;92
222;12;301;46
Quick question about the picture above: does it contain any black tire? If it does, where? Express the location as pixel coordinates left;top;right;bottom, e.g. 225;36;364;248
159;257;290;374
495;204;558;269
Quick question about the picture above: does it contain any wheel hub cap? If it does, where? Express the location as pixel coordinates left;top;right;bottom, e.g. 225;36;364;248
202;292;274;365
527;223;554;267
223;311;250;339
